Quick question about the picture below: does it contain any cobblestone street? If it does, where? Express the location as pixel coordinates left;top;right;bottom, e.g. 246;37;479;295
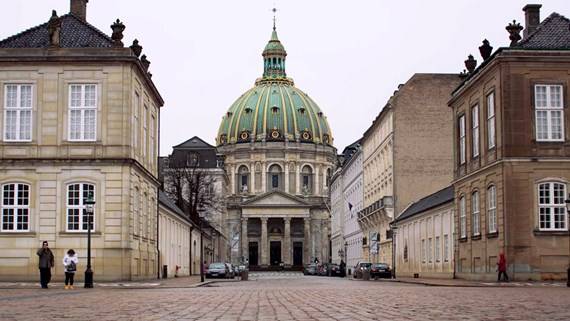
1;274;569;321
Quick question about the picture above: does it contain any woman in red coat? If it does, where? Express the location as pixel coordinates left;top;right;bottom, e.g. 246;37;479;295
497;252;509;282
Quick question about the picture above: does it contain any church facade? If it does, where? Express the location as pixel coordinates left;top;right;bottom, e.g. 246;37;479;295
216;24;336;269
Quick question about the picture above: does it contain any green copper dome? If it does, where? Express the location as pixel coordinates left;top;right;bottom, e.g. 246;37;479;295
216;26;333;146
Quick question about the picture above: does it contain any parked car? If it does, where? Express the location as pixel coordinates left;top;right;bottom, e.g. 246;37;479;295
353;262;372;279
317;263;330;276
303;263;318;275
370;263;391;279
329;263;345;277
206;262;229;279
225;263;235;278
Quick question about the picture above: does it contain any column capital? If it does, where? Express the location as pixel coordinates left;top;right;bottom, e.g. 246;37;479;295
241;217;248;222
283;217;291;223
260;217;269;222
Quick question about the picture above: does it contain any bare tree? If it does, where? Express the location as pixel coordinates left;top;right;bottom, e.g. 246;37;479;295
163;160;224;225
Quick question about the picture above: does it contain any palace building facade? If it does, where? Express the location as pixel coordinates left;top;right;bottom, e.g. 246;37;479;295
216;24;336;269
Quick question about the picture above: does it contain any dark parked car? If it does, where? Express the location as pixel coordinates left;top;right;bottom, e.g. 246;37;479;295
206;263;230;279
353;262;372;278
329;263;345;277
303;263;318;275
370;263;391;279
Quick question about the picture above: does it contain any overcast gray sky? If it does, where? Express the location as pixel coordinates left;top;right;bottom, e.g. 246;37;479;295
1;1;568;155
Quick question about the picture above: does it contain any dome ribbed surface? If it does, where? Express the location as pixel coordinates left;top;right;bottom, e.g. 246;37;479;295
216;81;332;146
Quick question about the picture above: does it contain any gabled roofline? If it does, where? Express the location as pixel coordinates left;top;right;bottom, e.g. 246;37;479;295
173;136;216;149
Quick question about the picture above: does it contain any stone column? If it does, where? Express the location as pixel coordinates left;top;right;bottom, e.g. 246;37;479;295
261;217;268;266
296;165;301;194
304;217;311;264
261;163;267;193
241;217;248;263
250;162;256;194
283;217;291;266
284;163;290;193
230;166;236;195
314;166;320;196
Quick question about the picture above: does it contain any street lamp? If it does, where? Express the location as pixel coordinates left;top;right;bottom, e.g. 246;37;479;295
84;193;95;288
565;194;570;287
198;209;206;283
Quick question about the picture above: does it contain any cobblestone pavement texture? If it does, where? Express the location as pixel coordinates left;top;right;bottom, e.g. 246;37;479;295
1;274;569;321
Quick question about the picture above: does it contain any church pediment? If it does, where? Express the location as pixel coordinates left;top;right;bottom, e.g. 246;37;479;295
242;190;310;207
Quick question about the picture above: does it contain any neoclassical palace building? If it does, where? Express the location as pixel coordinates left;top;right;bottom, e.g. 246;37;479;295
217;23;336;269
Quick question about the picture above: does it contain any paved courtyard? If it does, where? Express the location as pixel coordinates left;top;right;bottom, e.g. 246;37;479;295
1;274;569;321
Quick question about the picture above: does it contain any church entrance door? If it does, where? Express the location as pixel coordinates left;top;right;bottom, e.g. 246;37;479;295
270;241;281;266
293;242;303;266
248;242;258;266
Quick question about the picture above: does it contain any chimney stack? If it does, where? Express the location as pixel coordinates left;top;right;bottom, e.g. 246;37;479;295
523;4;542;38
70;0;89;21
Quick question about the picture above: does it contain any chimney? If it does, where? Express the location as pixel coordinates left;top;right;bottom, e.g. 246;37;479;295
70;0;89;21
523;4;541;38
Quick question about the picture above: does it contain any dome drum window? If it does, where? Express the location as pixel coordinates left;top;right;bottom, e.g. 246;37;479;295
269;128;281;140
219;134;228;145
301;130;312;141
239;130;250;142
323;134;330;145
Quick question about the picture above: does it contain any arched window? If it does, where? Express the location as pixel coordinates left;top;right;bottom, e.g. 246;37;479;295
268;164;282;190
1;183;30;232
66;183;95;232
471;191;480;236
487;185;497;233
238;165;249;193
301;165;313;194
538;182;567;231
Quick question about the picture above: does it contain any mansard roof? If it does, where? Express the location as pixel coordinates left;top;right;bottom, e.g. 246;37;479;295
0;13;114;48
173;136;216;150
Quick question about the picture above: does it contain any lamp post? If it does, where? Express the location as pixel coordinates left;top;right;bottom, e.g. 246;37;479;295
565;194;570;287
198;209;206;283
84;193;95;288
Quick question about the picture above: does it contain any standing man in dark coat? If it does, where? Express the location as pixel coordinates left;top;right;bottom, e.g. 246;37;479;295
37;241;54;288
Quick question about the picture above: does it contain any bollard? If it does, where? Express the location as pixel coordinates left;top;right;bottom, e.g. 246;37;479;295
241;269;248;281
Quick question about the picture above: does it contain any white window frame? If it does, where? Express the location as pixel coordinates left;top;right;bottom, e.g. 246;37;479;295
488;185;497;233
472;191;480;236
537;182;567;231
435;236;440;262
66;183;95;232
428;238;432;263
459;196;466;238
459;115;466;164
143;105;148;158
1;183;30;232
443;234;449;262
534;84;564;142
472;105;479;158
487;92;496;149
133;92;140;151
150;113;156;165
68;84;97;141
421;239;426;263
3;84;33;142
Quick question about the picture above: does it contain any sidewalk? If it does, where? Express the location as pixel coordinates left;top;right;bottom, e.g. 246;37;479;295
0;275;240;289
363;276;567;288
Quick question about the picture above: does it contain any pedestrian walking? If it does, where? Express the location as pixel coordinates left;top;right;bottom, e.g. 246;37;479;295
497;252;509;282
37;241;54;288
63;249;78;289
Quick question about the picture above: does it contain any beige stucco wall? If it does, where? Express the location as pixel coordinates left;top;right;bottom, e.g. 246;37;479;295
0;60;161;281
395;203;454;278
